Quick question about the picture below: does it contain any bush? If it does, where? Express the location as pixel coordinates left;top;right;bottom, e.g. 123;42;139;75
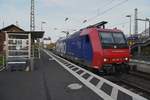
0;55;4;65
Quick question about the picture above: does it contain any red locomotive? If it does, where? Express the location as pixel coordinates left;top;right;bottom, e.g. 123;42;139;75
56;21;130;73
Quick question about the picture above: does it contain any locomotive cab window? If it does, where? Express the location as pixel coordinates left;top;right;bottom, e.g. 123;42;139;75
113;33;126;44
99;32;127;48
99;32;126;44
100;32;114;44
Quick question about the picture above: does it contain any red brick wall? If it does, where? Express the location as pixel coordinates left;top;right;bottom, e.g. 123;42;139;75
0;32;5;54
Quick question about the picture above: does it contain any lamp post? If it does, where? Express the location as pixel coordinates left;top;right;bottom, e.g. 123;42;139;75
126;15;132;36
41;21;46;31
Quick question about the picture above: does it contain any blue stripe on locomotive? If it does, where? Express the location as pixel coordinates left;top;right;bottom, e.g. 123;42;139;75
65;32;93;63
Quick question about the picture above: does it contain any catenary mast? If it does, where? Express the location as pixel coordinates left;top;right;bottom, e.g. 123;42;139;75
30;0;35;31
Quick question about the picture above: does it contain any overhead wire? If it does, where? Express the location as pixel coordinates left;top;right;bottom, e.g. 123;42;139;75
55;0;148;36
83;0;128;23
96;0;116;15
110;10;150;32
62;0;129;31
82;0;116;23
108;21;129;28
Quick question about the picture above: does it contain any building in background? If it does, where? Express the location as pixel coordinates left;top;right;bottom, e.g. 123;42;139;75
43;37;51;48
0;24;25;54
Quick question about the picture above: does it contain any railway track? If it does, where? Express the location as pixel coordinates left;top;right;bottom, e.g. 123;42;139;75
129;71;150;80
103;72;150;100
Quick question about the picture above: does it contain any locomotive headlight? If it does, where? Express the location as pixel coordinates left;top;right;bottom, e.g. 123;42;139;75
125;57;128;60
104;58;108;62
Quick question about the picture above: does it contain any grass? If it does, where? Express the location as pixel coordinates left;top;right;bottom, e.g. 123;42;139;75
0;55;4;65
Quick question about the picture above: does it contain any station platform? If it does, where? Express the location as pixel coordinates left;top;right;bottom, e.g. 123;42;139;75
0;50;101;100
0;49;147;100
130;59;150;73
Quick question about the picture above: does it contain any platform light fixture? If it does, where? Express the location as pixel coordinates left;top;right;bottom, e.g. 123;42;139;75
126;15;132;36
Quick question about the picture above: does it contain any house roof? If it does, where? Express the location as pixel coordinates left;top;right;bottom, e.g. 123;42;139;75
0;24;44;39
0;24;24;32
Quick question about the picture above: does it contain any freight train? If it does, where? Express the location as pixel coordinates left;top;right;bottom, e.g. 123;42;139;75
55;21;130;73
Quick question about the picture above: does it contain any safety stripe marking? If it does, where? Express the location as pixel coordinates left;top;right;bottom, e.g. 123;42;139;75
67;65;72;67
96;81;104;89
111;87;118;100
64;63;69;65
70;66;76;70
87;76;94;82
80;72;86;76
43;49;147;100
63;62;68;65
74;68;81;73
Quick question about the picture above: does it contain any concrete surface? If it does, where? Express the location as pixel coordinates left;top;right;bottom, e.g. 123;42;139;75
0;51;101;100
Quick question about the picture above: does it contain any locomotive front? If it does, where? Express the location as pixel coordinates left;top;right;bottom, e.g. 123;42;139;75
98;30;130;73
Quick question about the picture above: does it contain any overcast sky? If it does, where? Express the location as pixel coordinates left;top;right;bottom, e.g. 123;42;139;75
0;0;150;41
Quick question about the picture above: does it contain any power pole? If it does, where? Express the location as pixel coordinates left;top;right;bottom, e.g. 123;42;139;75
134;8;138;34
30;0;35;31
145;19;147;36
30;0;36;71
